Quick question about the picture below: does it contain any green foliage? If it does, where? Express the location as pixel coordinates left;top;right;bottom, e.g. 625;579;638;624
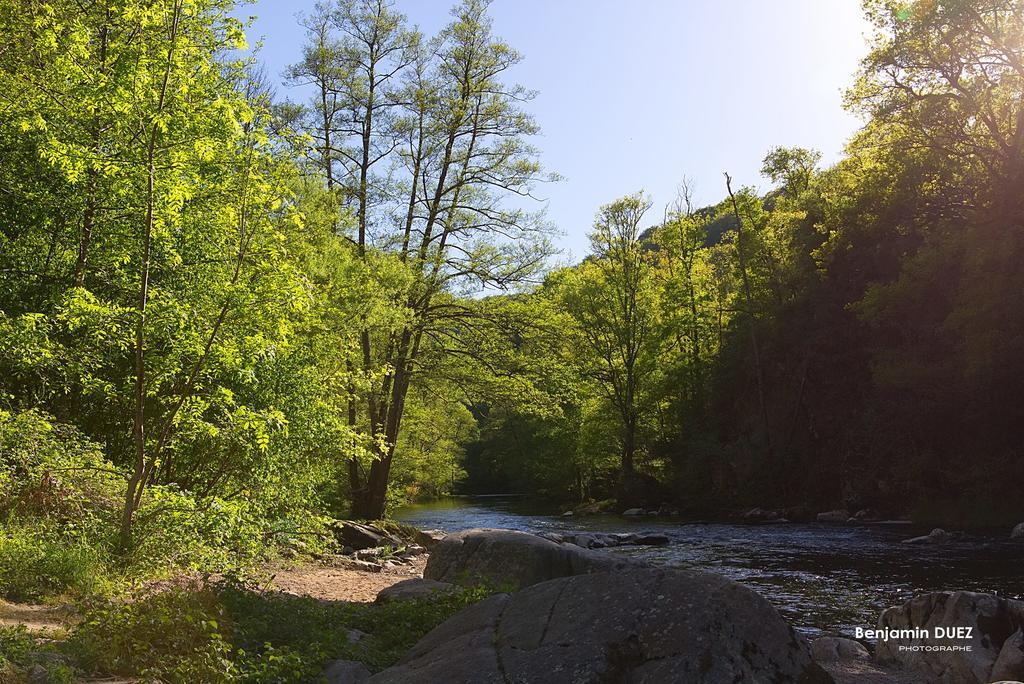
71;586;235;683
0;526;107;602
0;626;34;669
70;580;495;683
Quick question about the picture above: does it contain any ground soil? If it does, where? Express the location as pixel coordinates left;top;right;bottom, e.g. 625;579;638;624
265;554;428;603
0;601;75;634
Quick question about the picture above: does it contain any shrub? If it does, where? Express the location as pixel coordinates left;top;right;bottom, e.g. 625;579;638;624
0;410;122;527
0;526;107;601
70;586;235;683
0;625;34;668
220;579;495;675
69;578;495;683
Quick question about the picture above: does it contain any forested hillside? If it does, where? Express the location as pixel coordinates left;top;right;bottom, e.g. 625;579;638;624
462;1;1024;526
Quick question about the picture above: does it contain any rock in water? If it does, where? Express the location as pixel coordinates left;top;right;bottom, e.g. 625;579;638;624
901;527;951;545
368;568;832;683
424;528;644;590
552;531;669;549
1011;522;1024;540
875;591;1024;683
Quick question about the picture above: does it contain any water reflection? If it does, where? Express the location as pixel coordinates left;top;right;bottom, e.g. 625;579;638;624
396;497;1024;637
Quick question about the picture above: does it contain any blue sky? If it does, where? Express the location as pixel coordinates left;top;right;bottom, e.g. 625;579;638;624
240;0;871;260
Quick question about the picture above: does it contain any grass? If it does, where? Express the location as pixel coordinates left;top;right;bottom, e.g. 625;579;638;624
0;527;110;602
0;511;486;683
64;578;493;683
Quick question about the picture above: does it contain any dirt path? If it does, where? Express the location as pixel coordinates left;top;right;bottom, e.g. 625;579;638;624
0;600;75;635
267;555;428;603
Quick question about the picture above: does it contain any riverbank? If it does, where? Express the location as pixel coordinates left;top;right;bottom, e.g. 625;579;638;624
0;543;481;682
7;514;1022;683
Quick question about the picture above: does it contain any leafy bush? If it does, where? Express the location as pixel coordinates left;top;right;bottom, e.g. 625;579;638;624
70;586;235;683
0;409;122;528
221;579;495;675
70;579;495;683
0;625;77;684
0;526;107;601
0;625;33;668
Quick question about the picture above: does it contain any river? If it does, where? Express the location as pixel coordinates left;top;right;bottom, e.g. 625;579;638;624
395;496;1024;638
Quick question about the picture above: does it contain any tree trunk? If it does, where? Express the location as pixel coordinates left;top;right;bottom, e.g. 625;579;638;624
725;173;772;449
118;2;181;552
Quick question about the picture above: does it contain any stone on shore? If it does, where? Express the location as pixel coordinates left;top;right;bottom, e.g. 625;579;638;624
573;499;615;515
376;578;456;604
809;637;912;684
990;627;1024;682
333;521;403;551
816;509;850;523
423;528;645;590
875;591;1024;683
368;568;832;683
323;658;371;683
810;636;869;663
413;529;446;548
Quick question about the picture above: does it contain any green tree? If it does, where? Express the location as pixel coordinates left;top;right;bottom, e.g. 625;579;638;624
558;193;656;477
290;0;554;519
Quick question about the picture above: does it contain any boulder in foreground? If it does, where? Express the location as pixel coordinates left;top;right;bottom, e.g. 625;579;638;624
875;591;1024;683
368;568;832;683
810;636;869;663
323;658;370;683
423;528;645;590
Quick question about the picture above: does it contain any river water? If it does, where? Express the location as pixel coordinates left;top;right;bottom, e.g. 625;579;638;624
395;497;1024;638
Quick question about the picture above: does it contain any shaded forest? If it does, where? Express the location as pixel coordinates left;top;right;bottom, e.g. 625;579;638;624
461;1;1024;525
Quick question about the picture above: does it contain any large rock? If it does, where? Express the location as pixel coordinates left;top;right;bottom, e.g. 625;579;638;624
875;591;1024;683
810;636;869;663
424;528;644;590
333;521;402;551
1011;522;1024;540
368;568;832;683
376;579;456;604
323;658;371;683
990;628;1024;682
